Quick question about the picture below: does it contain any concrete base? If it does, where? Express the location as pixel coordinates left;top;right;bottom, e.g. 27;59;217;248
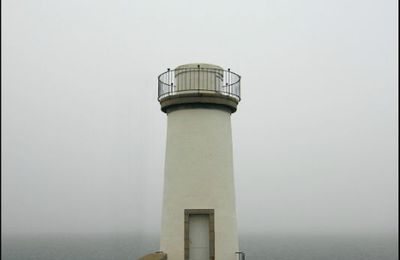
138;252;167;260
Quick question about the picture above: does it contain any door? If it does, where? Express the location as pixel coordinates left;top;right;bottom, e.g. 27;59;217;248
189;214;210;260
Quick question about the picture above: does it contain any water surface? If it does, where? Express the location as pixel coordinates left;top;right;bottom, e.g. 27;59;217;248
2;233;397;260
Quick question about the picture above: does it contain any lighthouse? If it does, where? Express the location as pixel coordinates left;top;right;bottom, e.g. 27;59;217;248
157;63;241;260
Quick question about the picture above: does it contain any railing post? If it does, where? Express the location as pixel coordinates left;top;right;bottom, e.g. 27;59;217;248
228;68;231;95
167;68;170;87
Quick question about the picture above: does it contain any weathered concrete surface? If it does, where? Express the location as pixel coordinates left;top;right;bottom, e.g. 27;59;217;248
160;108;239;260
138;252;167;260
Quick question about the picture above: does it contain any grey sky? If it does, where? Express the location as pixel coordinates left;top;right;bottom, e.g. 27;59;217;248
2;0;398;236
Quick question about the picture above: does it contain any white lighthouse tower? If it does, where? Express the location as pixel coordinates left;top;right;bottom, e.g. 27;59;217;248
157;63;241;260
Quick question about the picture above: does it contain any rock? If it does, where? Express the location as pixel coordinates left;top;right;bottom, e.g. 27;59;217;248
138;251;167;260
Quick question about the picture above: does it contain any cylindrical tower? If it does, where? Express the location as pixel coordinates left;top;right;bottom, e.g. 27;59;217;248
158;63;241;260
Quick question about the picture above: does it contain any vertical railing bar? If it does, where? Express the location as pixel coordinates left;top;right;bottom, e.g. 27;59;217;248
207;68;209;91
223;69;225;92
197;65;200;94
215;69;217;93
200;67;202;92
223;70;225;93
209;69;211;91
216;69;218;93
238;76;241;98
228;68;230;96
170;71;172;95
222;70;224;92
202;67;204;91
170;70;172;96
172;70;175;93
230;69;232;96
216;70;217;93
167;69;170;97
203;68;205;91
157;67;241;101
226;70;228;95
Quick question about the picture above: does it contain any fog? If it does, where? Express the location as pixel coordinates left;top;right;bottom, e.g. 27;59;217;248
2;0;398;236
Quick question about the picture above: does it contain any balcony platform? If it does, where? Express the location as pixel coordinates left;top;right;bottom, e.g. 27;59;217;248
158;64;241;113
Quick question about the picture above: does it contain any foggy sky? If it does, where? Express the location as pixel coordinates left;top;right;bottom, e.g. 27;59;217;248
2;0;398;236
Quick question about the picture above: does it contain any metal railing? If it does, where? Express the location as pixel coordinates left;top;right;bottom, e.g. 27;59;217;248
158;66;241;101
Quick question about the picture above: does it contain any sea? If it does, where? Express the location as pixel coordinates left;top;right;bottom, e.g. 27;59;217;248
1;233;398;260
